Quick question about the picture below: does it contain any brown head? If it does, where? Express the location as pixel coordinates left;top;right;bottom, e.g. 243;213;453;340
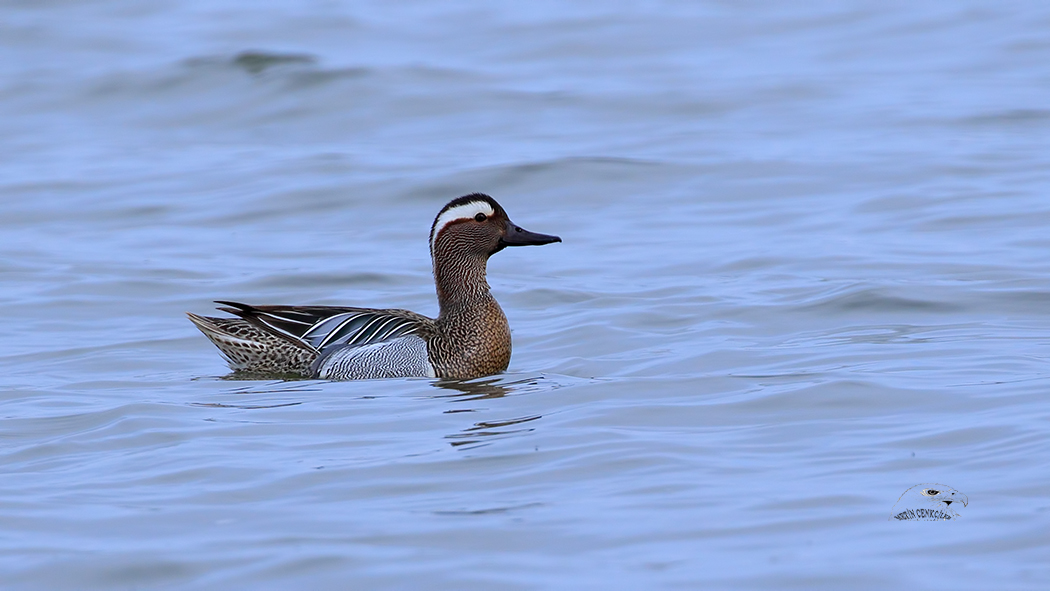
430;193;561;256
429;193;561;306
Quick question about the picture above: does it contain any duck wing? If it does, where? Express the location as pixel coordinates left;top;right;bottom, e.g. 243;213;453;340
214;301;433;352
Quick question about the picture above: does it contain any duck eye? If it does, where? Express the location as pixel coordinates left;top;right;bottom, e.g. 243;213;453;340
474;213;487;222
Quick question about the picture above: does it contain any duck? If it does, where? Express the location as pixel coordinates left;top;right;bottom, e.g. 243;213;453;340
187;193;561;380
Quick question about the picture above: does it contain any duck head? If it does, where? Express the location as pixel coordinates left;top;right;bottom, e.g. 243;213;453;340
429;193;561;258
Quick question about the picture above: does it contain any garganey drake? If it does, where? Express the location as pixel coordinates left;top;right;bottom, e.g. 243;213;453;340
187;193;561;380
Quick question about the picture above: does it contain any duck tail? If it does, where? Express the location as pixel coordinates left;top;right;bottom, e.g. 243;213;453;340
186;311;317;375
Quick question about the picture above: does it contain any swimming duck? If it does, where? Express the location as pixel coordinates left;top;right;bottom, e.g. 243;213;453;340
187;193;561;380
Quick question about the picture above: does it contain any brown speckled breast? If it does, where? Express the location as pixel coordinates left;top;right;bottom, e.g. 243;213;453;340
428;296;511;379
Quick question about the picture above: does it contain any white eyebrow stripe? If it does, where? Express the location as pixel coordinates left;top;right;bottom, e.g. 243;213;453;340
430;201;495;250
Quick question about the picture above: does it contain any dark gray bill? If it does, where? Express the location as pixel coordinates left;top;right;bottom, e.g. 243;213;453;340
500;220;562;247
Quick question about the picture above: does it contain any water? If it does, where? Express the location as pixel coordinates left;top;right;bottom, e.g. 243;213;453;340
3;2;1049;588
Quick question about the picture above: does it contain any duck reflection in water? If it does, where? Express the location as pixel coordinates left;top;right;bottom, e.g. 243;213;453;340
432;376;543;448
431;376;514;400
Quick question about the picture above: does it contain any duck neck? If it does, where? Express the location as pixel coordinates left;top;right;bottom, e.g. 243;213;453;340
433;249;495;319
